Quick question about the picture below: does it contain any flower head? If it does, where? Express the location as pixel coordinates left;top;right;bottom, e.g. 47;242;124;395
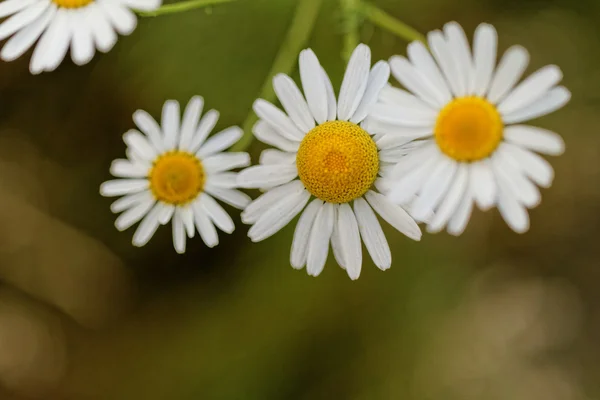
100;97;251;253
0;0;162;74
368;22;570;234
237;44;422;280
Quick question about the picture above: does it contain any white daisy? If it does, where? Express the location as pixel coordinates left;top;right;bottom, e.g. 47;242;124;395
237;44;422;280
100;97;251;254
367;22;570;235
0;0;161;74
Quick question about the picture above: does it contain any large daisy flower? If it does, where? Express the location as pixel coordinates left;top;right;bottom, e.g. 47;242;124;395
237;44;422;280
0;0;161;74
100;97;251;253
367;22;570;235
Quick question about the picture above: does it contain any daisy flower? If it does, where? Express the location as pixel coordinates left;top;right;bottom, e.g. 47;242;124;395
100;97;251;253
367;22;570;235
0;0;161;74
237;44;422;280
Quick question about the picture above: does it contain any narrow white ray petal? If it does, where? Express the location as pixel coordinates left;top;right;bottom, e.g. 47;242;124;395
0;0;49;42
498;142;554;188
0;0;37;19
180;205;195;238
132;203;162;247
121;0;161;11
470;159;496;210
172;210;186;254
406;41;452;103
133;110;164;152
202;152;250;173
204;187;251;209
241;180;305;224
365;191;421;241
70;6;95;66
1;4;54;62
259;149;296;165
496;175;530;233
110;190;152;213
157;203;175;225
427;163;469;233
115;196;155;231
192;200;218;247
179;96;203;151
291;198;323;269
362;117;433;138
252;120;300;153
388;151;441;204
351;61;390;123
188;109;219;153
447;186;473;236
502;86;571;125
472;23;497;96
200;193;235;234
369;102;437;127
110;159;149;178
498;65;563;115
389;55;445;109
253;99;305;141
427;30;462;97
330;205;346;270
410;157;457;221
123;129;157;161
306;203;335;277
98;0;137;36
100;179;148;197
337;203;362;280
443;21;473;96
88;2;117;53
322;67;337;121
273;73;315;132
161;100;180;151
248;189;310;242
487;45;530;104
205;172;238;189
503;125;565;155
390;140;437;178
236;164;298;188
338;43;371;121
378;84;437;112
196;126;243;158
492;150;541;208
353;197;391;270
299;48;328;124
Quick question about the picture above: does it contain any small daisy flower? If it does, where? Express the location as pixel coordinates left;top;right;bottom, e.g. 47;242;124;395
100;97;251;253
367;22;570;235
0;0;161;74
237;44;422;280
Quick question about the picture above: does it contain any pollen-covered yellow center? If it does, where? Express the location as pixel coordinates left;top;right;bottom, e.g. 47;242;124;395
52;0;93;8
434;96;503;162
149;151;205;205
296;121;379;204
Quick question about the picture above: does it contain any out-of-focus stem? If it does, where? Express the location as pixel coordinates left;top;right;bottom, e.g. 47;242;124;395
360;2;425;44
138;0;235;17
231;0;324;152
339;0;361;62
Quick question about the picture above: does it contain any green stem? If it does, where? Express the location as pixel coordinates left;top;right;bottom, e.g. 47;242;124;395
138;0;235;17
360;2;425;44
339;0;361;62
231;0;324;152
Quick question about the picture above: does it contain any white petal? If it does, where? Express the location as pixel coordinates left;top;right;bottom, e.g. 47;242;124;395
88;2;117;53
330;206;346;270
110;159;148;178
390;140;437;178
1;4;54;62
0;0;37;19
503;125;565;156
133;109;164;152
192;200;218;247
236;164;298;188
443;21;473;97
427;30;462;98
499;143;554;188
0;0;49;42
200;193;235;234
388;151;441;204
253;99;304;141
203;152;250;173
410;157;457;221
338;43;371;121
100;179;148;197
496;176;530;233
470;159;496;210
247;188;310;242
306;203;335;277
123;129;157;161
353;197;391;270
472;23;497;96
389;54;444;109
29;7;70;74
322;67;337;121
337;203;362;280
189;109;219;153
121;0;161;11
446;187;474;236
241;180;305;224
205;172;238;189
378;84;437;113
98;0;137;36
362;117;433;138
290;198;323;269
501;86;571;124
172;210;186;254
70;6;95;66
132;203;162;247
110;189;152;213
180;205;195;238
351;60;390;123
204;187;250;209
197;126;243;158
115;196;155;231
491;150;541;208
487;45;529;104
406;41;452;103
299;48;328;124
369;102;437;128
179;96;203;151
259;149;296;165
498;65;563;116
273;73;315;132
157;203;174;225
161;100;180;151
427;164;469;233
252;120;300;153
365;191;421;241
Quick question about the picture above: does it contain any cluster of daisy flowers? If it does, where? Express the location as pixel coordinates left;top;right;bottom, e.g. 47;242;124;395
0;4;569;280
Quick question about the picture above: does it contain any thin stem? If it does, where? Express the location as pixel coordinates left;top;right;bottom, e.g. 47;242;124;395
360;2;425;44
138;0;235;17
231;0;324;152
339;0;361;62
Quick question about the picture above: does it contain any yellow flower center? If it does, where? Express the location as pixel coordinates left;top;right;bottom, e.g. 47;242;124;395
296;121;379;204
149;151;205;205
51;0;93;8
434;97;503;162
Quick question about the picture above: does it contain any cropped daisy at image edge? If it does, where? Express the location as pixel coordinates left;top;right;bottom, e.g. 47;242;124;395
367;21;570;235
100;97;251;254
0;0;162;74
237;44;422;281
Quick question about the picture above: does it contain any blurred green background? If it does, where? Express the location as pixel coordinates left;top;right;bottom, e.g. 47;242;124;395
0;0;597;398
